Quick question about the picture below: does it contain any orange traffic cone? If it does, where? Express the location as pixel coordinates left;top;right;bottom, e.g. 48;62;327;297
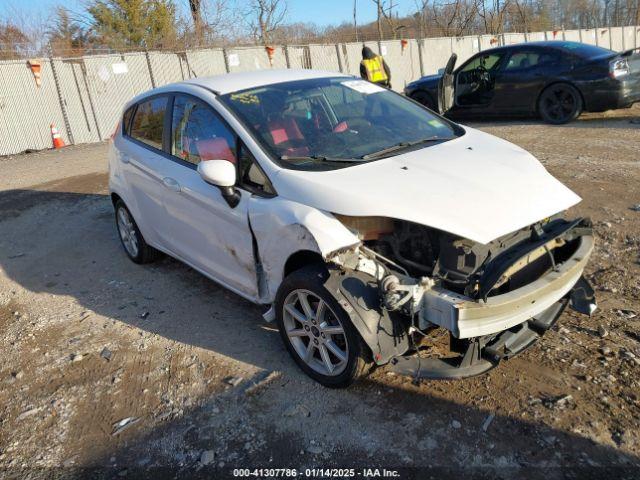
51;124;65;149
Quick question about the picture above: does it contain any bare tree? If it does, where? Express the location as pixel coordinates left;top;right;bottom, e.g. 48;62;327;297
246;0;288;46
188;0;204;45
478;0;512;34
428;0;480;37
511;0;531;31
371;0;402;40
354;0;359;41
414;0;430;38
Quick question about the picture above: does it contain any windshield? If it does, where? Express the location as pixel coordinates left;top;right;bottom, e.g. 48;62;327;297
218;77;461;170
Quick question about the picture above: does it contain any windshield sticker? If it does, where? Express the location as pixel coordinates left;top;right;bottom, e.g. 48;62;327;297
341;80;386;94
428;119;445;128
229;93;260;104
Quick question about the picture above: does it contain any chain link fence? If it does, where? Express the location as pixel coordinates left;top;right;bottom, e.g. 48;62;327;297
1;25;639;156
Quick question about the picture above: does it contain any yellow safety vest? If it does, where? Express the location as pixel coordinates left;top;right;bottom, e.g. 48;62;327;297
362;56;388;83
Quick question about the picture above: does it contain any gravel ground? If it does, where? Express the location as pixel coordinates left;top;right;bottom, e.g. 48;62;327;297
0;106;639;479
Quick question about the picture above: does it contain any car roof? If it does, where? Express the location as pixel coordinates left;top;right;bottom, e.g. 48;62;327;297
182;69;351;95
479;40;611;55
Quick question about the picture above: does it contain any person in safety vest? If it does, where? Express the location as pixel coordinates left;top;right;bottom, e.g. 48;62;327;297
360;46;391;88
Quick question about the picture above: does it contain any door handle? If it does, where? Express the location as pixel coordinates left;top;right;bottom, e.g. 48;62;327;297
162;177;181;193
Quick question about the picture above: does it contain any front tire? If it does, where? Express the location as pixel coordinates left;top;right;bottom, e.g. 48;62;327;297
275;266;372;388
538;83;583;124
114;200;161;264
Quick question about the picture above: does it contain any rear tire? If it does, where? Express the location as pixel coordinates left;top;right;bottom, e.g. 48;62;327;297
275;266;372;388
114;200;161;264
411;90;436;111
538;83;583;124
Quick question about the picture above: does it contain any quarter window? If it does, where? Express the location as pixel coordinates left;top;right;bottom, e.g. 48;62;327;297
122;106;135;136
237;143;275;196
171;96;237;165
130;97;167;150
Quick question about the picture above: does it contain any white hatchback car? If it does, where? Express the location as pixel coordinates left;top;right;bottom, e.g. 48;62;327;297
109;69;596;387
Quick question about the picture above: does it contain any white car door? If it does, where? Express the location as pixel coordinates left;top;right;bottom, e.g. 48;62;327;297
158;94;259;299
120;95;173;248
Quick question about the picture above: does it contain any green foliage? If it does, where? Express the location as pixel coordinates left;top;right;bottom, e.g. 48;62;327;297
87;0;178;50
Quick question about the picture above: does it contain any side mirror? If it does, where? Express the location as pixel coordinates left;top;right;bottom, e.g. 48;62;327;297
197;160;240;208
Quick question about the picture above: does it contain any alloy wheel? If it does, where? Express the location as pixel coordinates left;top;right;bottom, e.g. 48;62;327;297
282;289;349;376
117;207;139;258
543;87;577;122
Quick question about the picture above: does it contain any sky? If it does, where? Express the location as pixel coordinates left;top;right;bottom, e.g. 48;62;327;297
0;0;416;29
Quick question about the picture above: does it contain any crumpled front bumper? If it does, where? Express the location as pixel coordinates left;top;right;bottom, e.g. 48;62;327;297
390;274;595;379
418;233;594;339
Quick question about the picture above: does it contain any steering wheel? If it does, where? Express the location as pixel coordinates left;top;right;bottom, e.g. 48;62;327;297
478;65;494;86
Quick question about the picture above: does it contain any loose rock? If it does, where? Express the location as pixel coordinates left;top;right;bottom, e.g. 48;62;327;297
100;347;112;361
200;450;215;465
481;414;495;432
112;417;140;436
307;444;323;455
223;376;243;387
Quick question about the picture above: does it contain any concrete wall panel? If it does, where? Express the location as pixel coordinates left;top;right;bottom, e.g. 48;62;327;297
379;39;421;91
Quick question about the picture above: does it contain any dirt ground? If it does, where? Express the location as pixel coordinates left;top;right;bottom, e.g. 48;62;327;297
0;106;639;479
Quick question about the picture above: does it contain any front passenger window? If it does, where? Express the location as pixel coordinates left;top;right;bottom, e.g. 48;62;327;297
171;96;237;166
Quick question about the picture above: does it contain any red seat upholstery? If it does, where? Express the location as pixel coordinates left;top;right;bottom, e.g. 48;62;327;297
268;117;304;145
333;121;348;133
267;117;309;156
196;138;235;163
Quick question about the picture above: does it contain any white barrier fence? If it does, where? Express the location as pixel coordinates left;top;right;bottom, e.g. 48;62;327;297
0;25;639;156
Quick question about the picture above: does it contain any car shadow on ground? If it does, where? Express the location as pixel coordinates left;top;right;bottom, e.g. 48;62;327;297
84;374;640;478
0;182;291;374
1;183;639;477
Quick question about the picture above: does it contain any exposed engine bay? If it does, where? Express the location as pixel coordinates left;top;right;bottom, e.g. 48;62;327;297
335;214;587;297
328;214;596;379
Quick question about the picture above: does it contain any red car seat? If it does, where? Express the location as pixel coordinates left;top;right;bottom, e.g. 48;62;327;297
196;137;235;163
267;117;309;156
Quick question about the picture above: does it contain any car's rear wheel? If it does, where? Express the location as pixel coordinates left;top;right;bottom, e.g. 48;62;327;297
115;200;161;264
538;83;583;124
275;266;372;388
410;90;436;111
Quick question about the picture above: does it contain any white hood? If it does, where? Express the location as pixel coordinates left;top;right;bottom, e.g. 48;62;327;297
272;127;581;245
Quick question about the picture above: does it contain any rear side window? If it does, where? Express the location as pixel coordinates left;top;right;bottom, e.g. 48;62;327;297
171;95;237;166
556;42;613;58
505;52;540;70
130;97;167;150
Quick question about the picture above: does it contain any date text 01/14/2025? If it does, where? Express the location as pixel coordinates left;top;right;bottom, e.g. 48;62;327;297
232;468;401;478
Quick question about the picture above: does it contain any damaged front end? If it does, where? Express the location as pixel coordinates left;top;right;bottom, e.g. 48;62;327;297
325;215;596;379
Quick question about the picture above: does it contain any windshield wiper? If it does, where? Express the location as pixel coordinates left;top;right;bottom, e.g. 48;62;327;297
361;136;454;160
279;155;364;163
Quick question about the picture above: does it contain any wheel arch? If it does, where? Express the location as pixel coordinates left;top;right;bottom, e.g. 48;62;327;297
535;80;585;115
409;89;436;109
110;192;122;207
283;250;326;278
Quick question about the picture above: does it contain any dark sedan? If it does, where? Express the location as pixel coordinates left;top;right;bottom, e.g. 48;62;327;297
405;41;640;124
